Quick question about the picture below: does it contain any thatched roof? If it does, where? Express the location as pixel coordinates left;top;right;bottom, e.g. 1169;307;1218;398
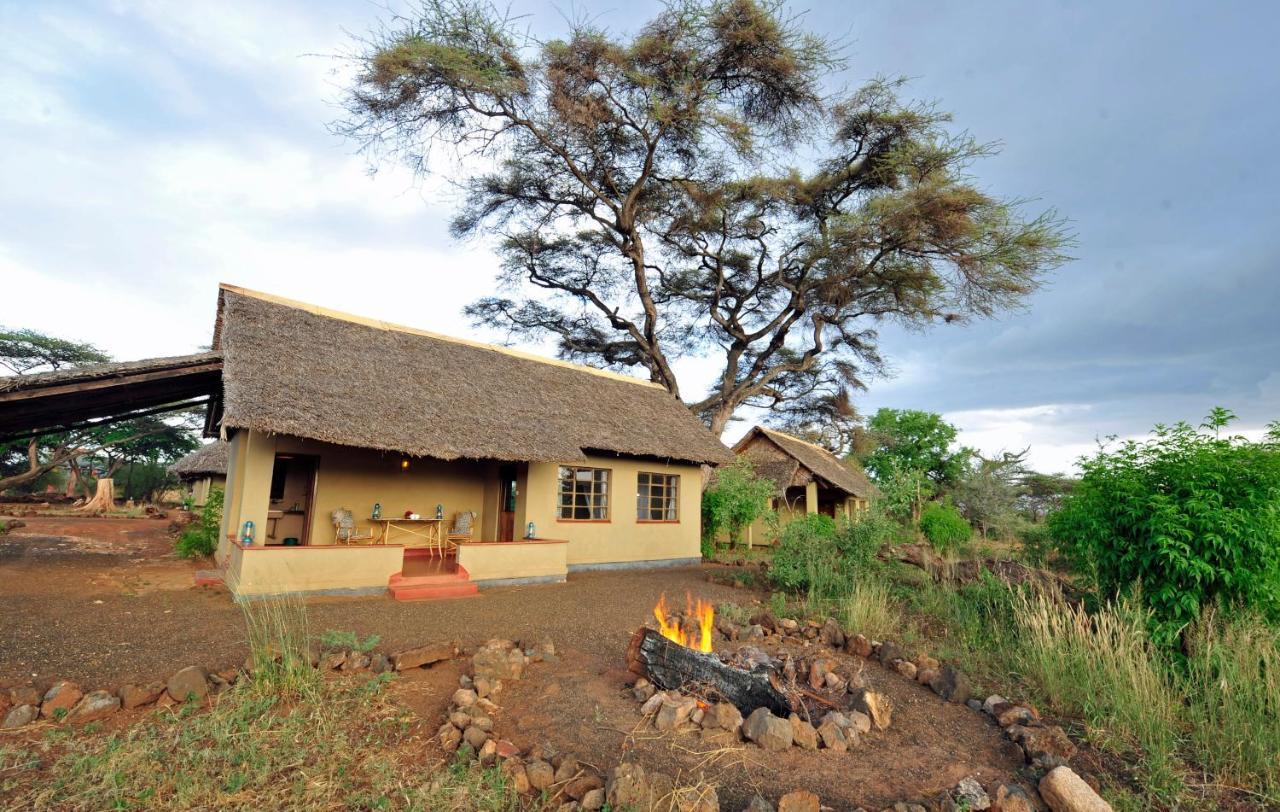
734;426;877;499
0;353;221;394
170;441;228;478
214;285;732;466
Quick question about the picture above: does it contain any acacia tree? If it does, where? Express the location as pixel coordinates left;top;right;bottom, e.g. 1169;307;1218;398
341;0;1069;436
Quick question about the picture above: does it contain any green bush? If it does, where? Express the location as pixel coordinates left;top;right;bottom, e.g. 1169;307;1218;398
177;489;223;559
769;513;837;592
1049;410;1280;646
833;509;896;574
701;459;775;547
1018;523;1054;567
918;501;971;552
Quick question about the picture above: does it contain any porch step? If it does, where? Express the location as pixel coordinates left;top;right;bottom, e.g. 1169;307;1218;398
388;566;478;602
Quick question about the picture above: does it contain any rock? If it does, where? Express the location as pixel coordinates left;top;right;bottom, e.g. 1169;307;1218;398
565;774;605;800
877;641;904;666
848;710;872;734
369;653;389;673
449;710;471;729
68;690;120;723
463;725;489;751
495;739;520;758
479;738;498;765
823;671;846;692
501;759;530;794
850;688;893;730
392;640;458;671
452;688;478;708
929;665;972;704
819;618;845;648
788;714;819;750
606;762;651;809
40;681;83;719
342;651;371;671
913;653;940;672
632;677;656;702
555;756;581;783
581;788;606;810
321;651;347;670
640;691;666;717
10;686;41;707
777;790;820;812
743;707;793;751
675;784;719;812
894;660;918;680
967;699;984;712
846;633;873;658
474;677;495;698
2;704;38;729
816;715;849;752
527;759;555;791
993;784;1035;812
996;705;1038;728
470;714;494;732
439;723;462;752
808;659;834;691
166;666;209;703
1021;725;1078;769
473;645;526;681
983;694;1007;715
778;617;799;633
655;693;697;731
955;776;991;810
1039;767;1113;812
743;795;775;812
916;667;939;686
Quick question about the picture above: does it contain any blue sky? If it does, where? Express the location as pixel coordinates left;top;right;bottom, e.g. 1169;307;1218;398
2;0;1277;472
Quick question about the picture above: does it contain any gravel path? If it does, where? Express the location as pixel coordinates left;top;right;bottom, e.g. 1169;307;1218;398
0;531;750;689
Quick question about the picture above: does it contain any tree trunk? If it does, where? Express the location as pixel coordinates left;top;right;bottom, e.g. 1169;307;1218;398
79;478;115;513
626;627;794;716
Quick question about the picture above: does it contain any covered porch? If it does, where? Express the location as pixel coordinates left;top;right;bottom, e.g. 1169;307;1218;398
216;429;570;599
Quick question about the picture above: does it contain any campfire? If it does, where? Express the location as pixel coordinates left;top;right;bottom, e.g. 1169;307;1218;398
653;593;715;654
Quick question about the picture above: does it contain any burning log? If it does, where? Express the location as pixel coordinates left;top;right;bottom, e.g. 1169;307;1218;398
626;627;794;717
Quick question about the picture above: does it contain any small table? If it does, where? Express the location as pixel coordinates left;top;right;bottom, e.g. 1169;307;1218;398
371;517;446;551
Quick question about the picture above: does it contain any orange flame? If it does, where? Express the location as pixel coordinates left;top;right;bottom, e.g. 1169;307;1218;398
654;592;715;654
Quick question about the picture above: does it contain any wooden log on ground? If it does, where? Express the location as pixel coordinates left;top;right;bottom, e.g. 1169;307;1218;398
626;627;794;716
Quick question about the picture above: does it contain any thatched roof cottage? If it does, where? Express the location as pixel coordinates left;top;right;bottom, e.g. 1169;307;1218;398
169;441;229;507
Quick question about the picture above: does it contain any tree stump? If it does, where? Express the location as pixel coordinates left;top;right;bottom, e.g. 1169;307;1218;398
78;478;115;513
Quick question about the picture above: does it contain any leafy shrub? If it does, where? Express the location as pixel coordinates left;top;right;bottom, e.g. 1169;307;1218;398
176;488;223;559
1049;411;1280;645
701;459;776;547
918;501;970;552
1018;523;1054;567
833;508;896;574
769;513;837;592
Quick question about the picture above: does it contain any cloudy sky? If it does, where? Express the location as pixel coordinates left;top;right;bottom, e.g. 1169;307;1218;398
2;0;1276;473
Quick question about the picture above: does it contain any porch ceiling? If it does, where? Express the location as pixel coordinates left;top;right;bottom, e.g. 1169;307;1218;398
0;353;222;441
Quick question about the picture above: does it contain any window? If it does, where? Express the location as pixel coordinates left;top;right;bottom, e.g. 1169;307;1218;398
637;472;679;522
557;466;610;520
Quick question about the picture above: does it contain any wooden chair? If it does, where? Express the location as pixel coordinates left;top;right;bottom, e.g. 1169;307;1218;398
446;510;476;550
332;508;374;545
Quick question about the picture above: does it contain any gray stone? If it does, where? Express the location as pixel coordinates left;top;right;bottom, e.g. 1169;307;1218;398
848;710;872;734
463;725;489;751
166;666;209;703
1039;766;1113;812
526;759;555;791
982;694;1007;715
120;682;164;710
742;707;793;751
392;640;458;671
816;715;848;752
68;690;120;723
928;665;972;704
788;714;819;750
877;640;904;666
743;795;775;812
40;680;83;719
850;688;893;730
954;776;990;810
655;693;697;731
2;704;38;729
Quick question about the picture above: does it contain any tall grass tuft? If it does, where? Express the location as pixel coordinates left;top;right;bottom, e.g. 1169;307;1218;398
831;578;896;641
229;576;319;700
1182;611;1280;802
1014;587;1182;799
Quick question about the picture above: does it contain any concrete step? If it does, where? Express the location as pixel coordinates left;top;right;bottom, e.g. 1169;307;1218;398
388;566;478;601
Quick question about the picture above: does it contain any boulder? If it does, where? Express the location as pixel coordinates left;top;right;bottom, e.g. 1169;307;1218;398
742;707;793;751
392;640;459;671
982;694;1008;715
913;653;940;672
439;723;462;752
655;694;697;731
68;690;120;723
500;759;530;794
473;645;526;681
777;789;820;812
894;660;918;680
369;653;389;674
449;710;471;729
1038;767;1113;812
342;651;371;671
166;666;209;703
495;739;520;759
40;681;83;719
463;725;489;751
526;759;555;791
916;667;939;686
632;677;656;702
996;704;1038;728
928;665;972;704
954;776;991;810
849;688;893;730
479;739;498;765
816;715;848;752
555;755;581;783
640;691;666;717
788;714;819;750
581;788;606;811
606;763;653;810
1021;725;1078;769
10;686;41;707
565;774;605;800
877;641;904;667
993;783;1035;812
743;795;775;812
819;618;845;648
452;688;478;708
845;634;873;658
2;704;38;729
848;710;872;735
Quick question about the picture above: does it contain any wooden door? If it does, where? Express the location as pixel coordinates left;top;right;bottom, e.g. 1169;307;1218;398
498;465;517;542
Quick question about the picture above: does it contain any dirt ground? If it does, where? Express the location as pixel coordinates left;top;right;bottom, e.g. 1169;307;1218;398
0;516;1030;809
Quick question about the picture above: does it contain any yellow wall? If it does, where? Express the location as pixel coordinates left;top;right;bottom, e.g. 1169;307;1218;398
523;455;701;566
457;540;567;583
227;541;404;597
189;476;225;508
218;430;276;564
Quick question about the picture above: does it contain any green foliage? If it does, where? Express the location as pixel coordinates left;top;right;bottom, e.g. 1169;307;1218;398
701;459;775;546
1017;523;1055;567
952;449;1028;539
918;501;971;552
318;629;381;653
0;327;109;375
869;457;927;522
769;513;837;592
1049;410;1280;646
832;508;896;574
176;489;223;559
861;409;970;491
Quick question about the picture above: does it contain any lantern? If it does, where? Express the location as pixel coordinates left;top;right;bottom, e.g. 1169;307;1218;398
435;504;444;520
372;502;382;520
241;520;256;546
525;521;536;539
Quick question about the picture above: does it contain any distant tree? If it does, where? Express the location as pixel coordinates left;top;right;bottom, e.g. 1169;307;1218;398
859;408;969;519
953;448;1029;539
1017;470;1076;523
339;0;1070;437
0;328;109;375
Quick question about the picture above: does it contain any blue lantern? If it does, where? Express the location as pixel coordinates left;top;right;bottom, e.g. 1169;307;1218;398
372;502;382;520
526;521;536;539
241;520;256;546
435;504;444;520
